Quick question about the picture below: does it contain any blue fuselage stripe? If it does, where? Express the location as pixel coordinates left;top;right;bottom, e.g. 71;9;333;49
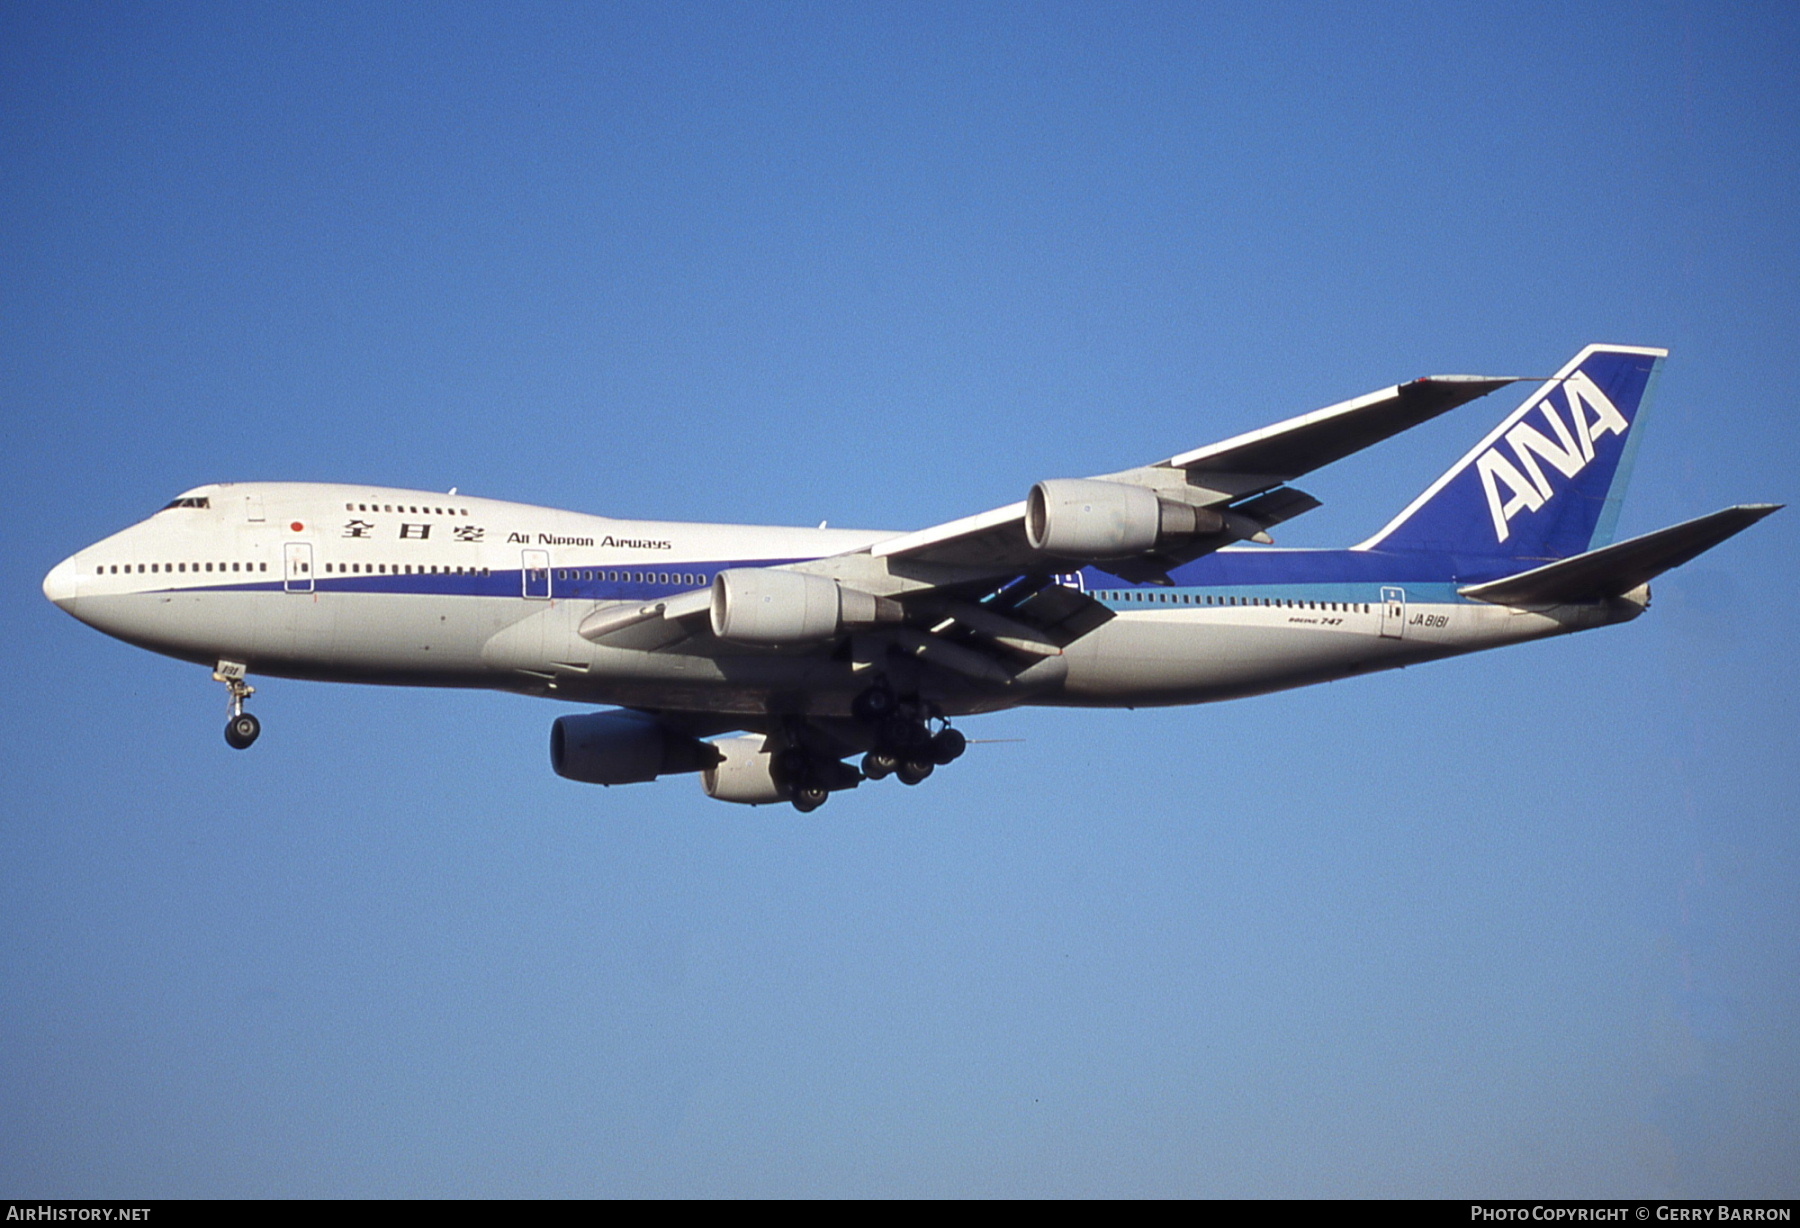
112;549;1517;604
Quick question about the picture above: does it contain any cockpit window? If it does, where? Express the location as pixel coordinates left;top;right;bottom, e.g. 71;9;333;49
160;497;211;510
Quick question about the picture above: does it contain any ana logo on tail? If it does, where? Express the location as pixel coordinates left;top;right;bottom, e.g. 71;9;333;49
1475;371;1630;543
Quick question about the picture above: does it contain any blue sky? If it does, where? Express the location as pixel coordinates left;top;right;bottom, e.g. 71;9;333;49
3;1;1796;1197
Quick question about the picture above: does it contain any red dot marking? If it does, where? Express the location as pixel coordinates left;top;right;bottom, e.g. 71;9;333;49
291;522;305;531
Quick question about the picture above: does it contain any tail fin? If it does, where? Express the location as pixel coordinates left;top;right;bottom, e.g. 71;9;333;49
1357;344;1666;561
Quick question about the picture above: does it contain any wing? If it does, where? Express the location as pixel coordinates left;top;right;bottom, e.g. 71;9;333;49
860;374;1519;577
577;372;1521;683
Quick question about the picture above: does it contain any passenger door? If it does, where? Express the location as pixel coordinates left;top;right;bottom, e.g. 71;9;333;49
284;542;314;594
1380;586;1405;638
522;549;551;599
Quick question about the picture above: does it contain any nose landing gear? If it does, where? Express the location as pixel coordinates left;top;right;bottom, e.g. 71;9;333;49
215;660;260;750
226;710;261;750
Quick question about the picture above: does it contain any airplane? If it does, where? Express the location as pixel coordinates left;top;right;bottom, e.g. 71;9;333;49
41;344;1779;812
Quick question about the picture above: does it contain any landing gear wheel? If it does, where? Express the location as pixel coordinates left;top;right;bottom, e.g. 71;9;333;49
861;750;898;781
896;759;934;786
792;785;829;813
929;727;967;765
225;712;261;750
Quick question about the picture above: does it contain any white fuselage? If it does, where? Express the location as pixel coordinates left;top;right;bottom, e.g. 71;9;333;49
44;481;1639;720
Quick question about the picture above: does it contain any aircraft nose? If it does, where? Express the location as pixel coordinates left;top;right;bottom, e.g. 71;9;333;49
43;553;82;608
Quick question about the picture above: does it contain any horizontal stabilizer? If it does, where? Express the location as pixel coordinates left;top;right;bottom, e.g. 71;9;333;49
1459;504;1781;606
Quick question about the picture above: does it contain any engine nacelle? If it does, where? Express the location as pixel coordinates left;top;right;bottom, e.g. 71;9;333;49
550;710;721;786
1025;479;1224;557
701;734;787;805
710;568;900;645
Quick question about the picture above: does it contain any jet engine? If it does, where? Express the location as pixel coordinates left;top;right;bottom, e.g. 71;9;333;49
550;710;721;786
1024;478;1225;557
700;734;787;805
710;568;901;645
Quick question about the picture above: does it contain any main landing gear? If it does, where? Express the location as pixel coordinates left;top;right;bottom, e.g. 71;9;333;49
771;682;972;813
772;744;860;814
854;682;966;790
215;660;261;750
